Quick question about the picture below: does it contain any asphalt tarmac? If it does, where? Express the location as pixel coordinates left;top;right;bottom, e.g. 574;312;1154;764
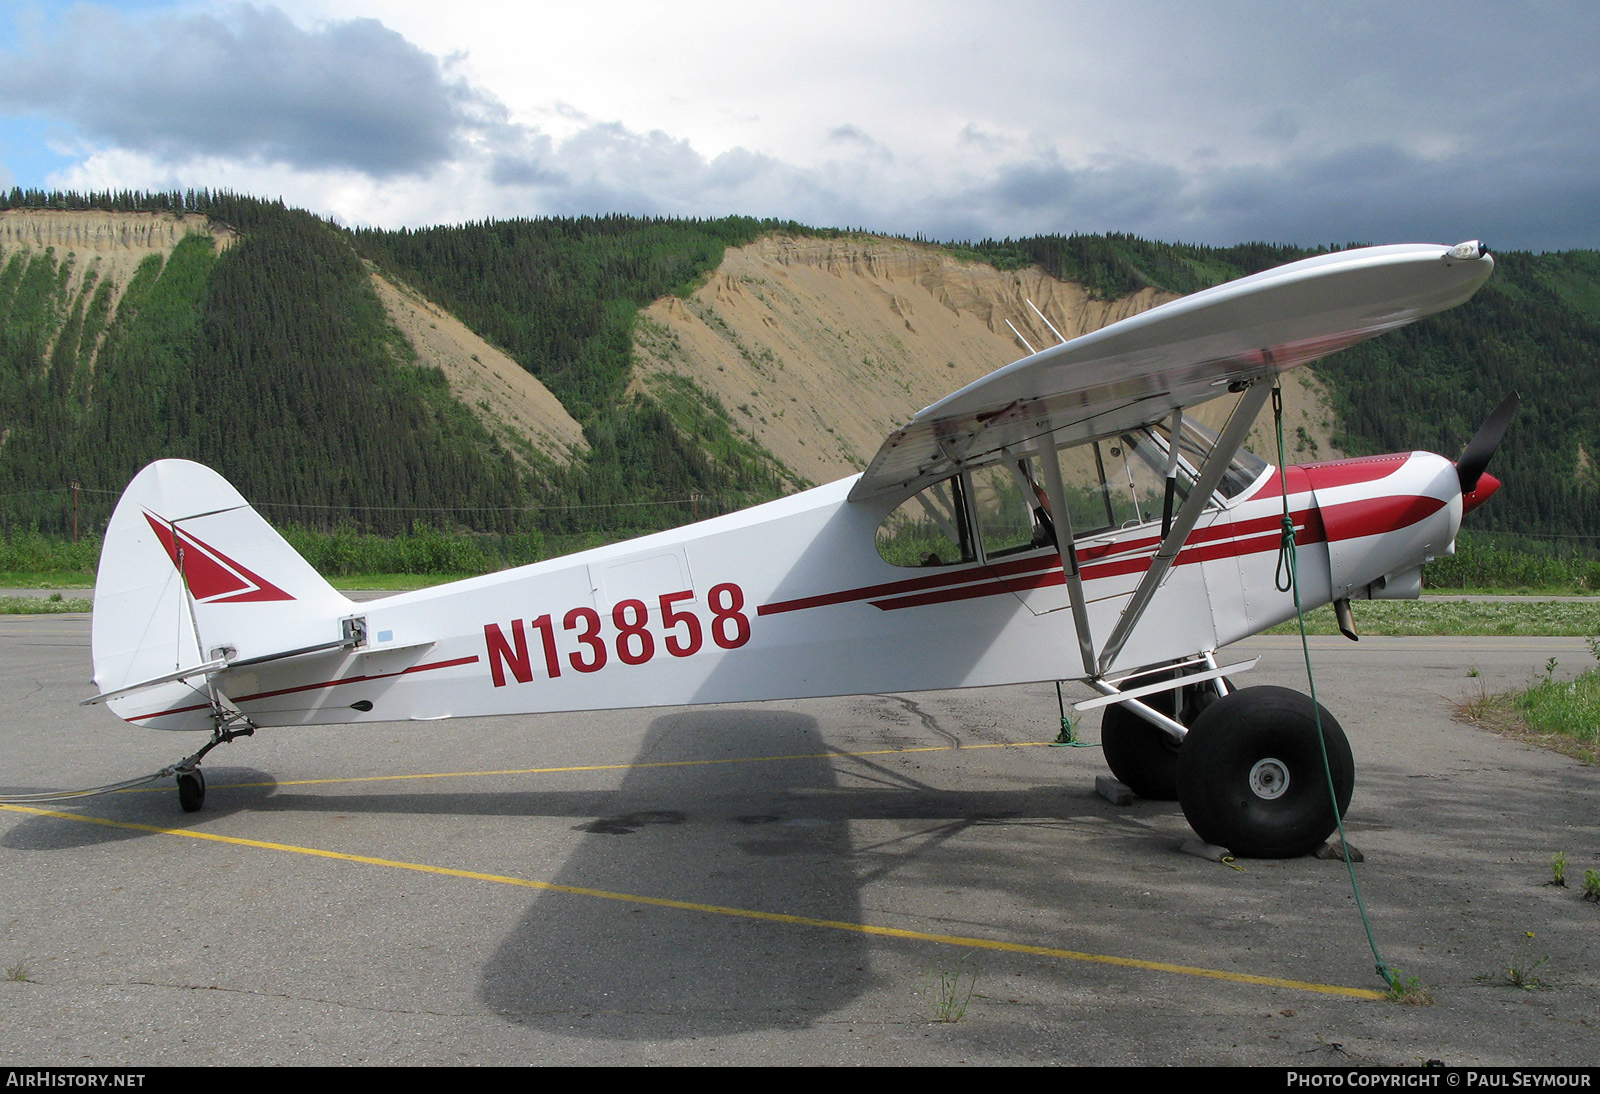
1;613;1596;1066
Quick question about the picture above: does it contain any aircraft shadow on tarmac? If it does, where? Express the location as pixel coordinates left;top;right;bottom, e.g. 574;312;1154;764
471;709;877;1037
0;706;1166;1037
9;701;1594;1040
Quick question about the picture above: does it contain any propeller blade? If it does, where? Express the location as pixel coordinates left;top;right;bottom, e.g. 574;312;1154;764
1456;392;1520;494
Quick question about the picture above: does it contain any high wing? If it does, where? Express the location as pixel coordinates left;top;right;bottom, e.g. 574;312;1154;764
849;242;1494;502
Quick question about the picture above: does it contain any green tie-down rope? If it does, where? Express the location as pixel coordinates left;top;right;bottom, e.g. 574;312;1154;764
1270;383;1397;993
1051;681;1095;746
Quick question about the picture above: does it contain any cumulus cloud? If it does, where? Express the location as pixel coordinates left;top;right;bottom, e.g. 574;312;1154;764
1252;111;1300;147
485;122;820;224
0;4;484;177
5;2;1599;251
826;125;875;148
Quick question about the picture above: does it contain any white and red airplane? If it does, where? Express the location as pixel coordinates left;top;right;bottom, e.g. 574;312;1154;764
84;241;1511;857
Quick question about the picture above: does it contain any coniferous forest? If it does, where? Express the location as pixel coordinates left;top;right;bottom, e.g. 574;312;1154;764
0;191;802;540
1;188;1596;564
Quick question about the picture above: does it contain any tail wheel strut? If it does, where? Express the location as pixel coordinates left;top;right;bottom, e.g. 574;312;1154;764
166;717;254;814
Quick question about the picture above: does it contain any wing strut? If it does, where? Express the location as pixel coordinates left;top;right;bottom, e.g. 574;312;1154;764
1096;379;1273;675
1035;430;1098;677
1160;408;1183;538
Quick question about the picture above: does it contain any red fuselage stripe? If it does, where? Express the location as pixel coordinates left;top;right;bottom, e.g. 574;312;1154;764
755;551;1060;616
763;491;1441;616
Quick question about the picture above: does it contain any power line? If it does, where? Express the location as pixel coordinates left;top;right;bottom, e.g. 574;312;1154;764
7;486;729;515
251;496;718;514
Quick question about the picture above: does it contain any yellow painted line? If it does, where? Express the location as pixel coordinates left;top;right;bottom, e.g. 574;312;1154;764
114;741;1054;792
0;801;1384;1001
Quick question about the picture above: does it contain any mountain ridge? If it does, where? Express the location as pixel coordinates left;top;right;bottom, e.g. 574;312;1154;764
1;193;1593;551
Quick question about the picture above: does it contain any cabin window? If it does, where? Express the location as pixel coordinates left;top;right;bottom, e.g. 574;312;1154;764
1049;418;1265;537
876;457;1054;568
968;462;1054;558
875;423;1267;569
875;476;975;568
1052;435;1180;537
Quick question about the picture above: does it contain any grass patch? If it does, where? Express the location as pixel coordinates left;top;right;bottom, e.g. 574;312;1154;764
925;954;979;1022
1456;642;1600;764
0;595;93;614
327;573;473;592
1457;685;1599;764
1474;932;1552;990
0;571;94;588
1266;600;1600;637
1383;967;1434;1005
1514;668;1600;744
1429;586;1599;598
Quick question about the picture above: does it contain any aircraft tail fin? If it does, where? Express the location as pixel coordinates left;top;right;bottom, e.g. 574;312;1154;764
90;460;353;729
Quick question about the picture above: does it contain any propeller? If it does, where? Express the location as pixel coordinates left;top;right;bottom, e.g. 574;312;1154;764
1455;392;1520;495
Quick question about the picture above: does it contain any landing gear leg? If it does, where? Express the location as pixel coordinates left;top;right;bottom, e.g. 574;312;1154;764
1101;673;1226;800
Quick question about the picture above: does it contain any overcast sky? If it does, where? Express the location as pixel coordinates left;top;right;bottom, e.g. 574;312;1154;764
2;1;1596;250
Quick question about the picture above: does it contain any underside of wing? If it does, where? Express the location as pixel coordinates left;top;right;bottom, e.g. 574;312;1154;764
849;242;1494;502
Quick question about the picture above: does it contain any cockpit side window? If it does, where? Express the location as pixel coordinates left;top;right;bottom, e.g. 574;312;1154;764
968;461;1054;559
875;423;1267;568
876;458;1055;569
876;476;975;568
1053;437;1175;537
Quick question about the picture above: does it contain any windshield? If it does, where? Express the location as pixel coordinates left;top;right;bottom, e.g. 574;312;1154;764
1145;416;1268;500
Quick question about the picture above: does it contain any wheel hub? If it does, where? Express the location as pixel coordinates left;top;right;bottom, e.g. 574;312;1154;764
1248;757;1290;800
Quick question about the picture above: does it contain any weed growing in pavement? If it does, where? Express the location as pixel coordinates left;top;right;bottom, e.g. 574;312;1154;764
925;953;978;1022
1475;932;1550;990
1383;967;1434;1005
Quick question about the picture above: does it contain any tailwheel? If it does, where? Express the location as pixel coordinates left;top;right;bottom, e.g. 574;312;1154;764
1176;686;1353;858
176;767;206;813
1101;673;1225;800
166;711;251;814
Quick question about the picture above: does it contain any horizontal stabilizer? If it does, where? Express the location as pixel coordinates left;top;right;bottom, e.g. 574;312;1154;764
79;657;231;707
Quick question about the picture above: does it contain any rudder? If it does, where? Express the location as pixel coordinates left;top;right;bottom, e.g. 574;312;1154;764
91;460;352;730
